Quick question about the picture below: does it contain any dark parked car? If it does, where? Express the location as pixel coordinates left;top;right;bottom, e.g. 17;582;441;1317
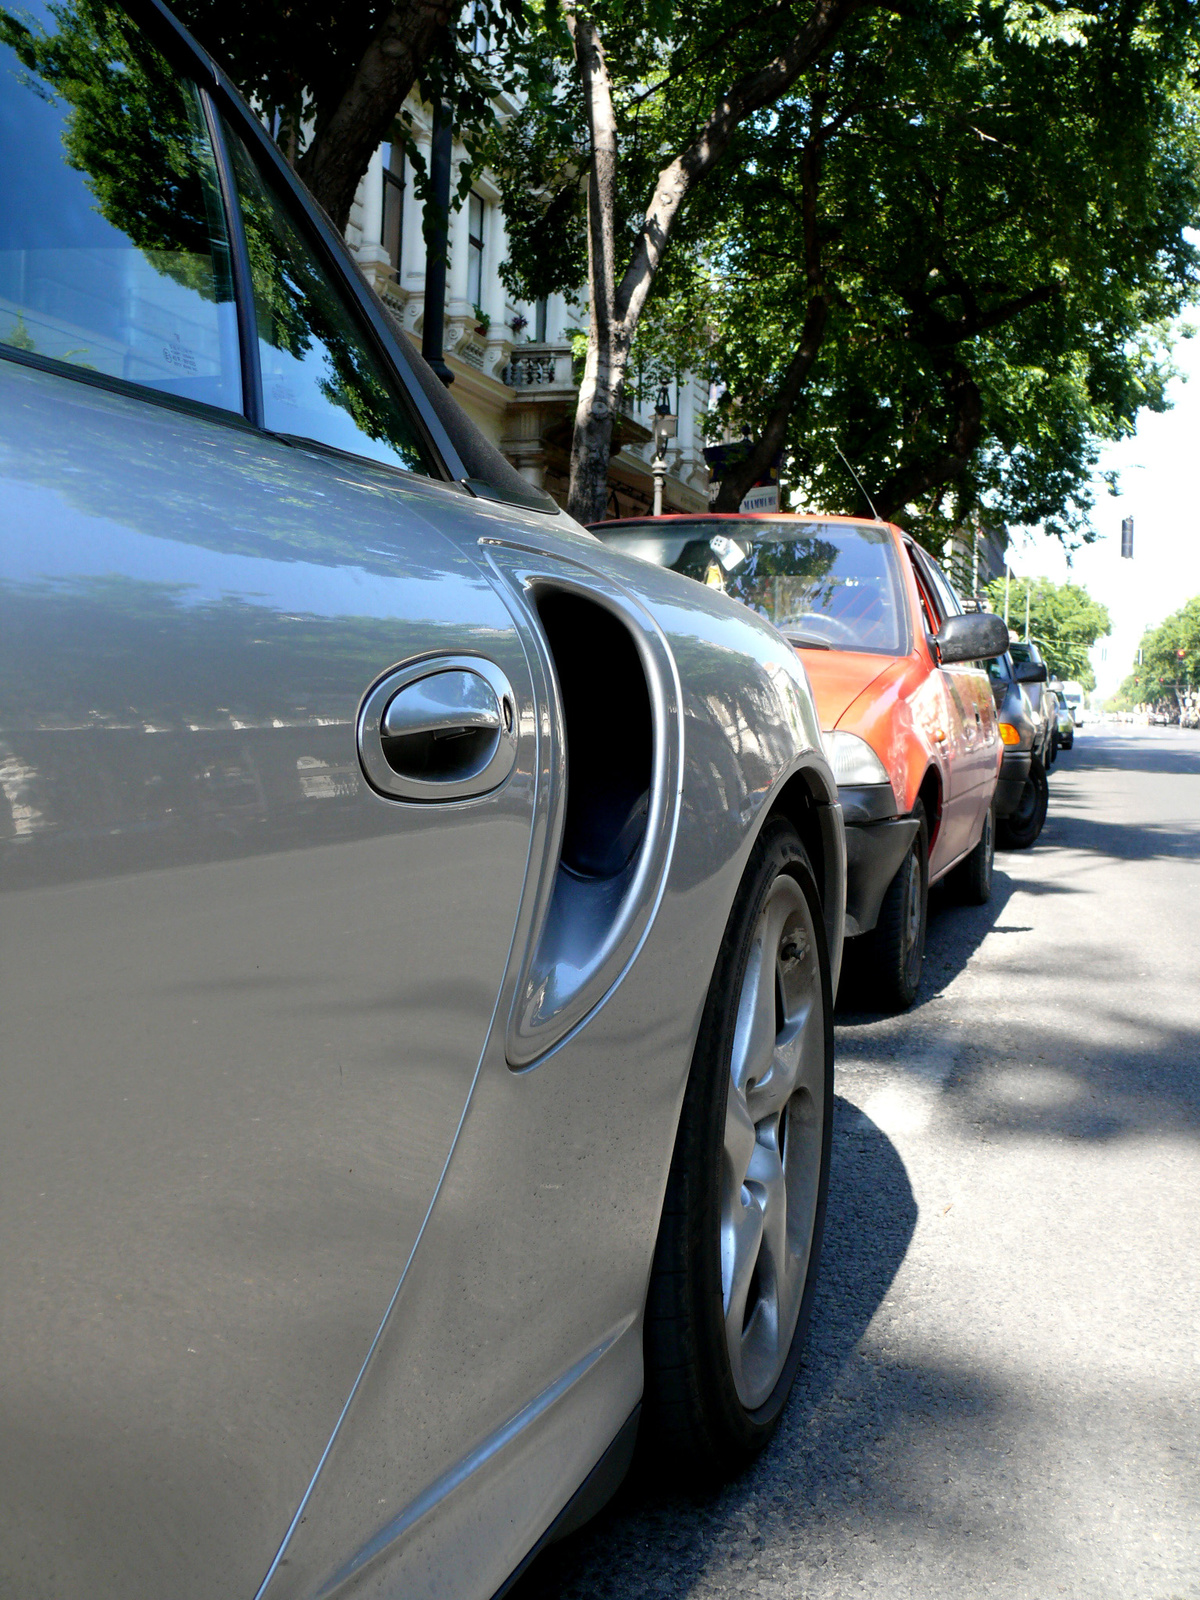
1008;640;1058;767
987;650;1051;848
0;5;849;1597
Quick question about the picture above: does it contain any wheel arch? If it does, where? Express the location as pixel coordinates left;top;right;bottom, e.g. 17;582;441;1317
917;765;942;847
765;761;845;996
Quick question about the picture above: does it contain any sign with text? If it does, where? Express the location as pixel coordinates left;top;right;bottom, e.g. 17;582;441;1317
739;484;780;514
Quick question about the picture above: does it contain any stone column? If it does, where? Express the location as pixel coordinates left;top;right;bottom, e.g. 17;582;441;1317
354;147;392;295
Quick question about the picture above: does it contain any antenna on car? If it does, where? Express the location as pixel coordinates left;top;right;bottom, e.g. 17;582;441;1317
834;444;883;524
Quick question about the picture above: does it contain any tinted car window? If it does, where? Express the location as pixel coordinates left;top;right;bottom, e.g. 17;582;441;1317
0;1;240;411
221;120;432;474
921;553;963;621
600;519;908;654
904;545;943;634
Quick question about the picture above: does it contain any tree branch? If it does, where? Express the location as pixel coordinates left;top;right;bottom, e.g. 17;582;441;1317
874;361;983;518
715;122;830;511
612;0;876;332
297;0;452;229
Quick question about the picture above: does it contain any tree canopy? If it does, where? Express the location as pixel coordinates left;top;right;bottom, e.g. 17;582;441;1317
683;0;1200;542
173;0;527;227
984;575;1111;688
1114;595;1200;705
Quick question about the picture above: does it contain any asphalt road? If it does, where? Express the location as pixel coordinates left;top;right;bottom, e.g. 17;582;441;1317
514;722;1200;1600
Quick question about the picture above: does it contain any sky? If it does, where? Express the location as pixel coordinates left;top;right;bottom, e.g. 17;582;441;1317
1007;319;1200;701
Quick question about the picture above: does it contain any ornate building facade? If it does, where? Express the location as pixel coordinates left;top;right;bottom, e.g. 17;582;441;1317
341;109;710;518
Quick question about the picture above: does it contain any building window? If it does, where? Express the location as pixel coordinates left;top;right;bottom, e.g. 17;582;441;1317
534;296;548;342
472;1;488;54
382;142;405;278
467;192;485;310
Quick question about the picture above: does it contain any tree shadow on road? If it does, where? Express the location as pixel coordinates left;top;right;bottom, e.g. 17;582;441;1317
508;1099;919;1600
1064;735;1200;776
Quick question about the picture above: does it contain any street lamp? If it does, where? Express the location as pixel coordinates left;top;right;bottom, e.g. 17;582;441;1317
651;382;677;516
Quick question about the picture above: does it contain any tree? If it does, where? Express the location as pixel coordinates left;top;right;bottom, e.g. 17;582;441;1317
697;0;1200;539
173;0;526;229
984;576;1111;688
1115;596;1200;706
496;0;881;523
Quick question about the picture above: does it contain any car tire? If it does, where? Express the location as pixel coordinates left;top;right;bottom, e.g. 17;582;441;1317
952;800;994;906
859;800;928;1012
641;816;833;1482
997;757;1048;850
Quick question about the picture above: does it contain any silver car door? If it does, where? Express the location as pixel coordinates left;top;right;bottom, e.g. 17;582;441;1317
0;358;539;1600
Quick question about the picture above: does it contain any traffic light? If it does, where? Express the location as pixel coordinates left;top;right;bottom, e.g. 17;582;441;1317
1120;517;1134;558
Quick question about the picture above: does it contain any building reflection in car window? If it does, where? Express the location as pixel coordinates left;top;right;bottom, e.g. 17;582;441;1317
220;121;432;475
603;520;908;654
0;0;241;411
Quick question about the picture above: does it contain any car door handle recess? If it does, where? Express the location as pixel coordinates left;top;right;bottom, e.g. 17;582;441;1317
358;658;517;801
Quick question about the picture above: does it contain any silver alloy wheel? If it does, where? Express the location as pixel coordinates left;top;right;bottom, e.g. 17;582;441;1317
721;872;826;1409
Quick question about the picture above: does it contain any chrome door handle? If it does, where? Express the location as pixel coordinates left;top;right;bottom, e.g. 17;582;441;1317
382;671;502;741
357;657;517;802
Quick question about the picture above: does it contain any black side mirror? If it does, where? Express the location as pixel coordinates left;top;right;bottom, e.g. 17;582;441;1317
1013;659;1048;684
934;612;1010;664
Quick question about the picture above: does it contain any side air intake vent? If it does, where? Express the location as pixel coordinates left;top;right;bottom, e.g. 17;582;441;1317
535;590;653;878
479;544;681;1068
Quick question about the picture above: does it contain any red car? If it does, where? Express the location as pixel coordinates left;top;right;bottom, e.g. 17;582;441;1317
589;513;1011;1008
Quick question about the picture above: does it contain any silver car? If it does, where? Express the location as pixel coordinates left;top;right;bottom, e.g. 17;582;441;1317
0;4;846;1596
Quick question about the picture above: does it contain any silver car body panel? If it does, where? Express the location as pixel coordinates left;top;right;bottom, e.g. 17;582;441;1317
1;346;841;1599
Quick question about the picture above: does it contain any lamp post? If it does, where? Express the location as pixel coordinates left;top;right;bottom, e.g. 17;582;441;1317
421;101;454;387
651;382;677;516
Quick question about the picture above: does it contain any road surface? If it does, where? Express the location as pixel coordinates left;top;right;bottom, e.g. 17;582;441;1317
514;723;1200;1600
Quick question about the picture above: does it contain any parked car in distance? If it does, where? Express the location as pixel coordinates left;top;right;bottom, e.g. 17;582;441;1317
587;513;1010;1012
987;651;1050;848
0;5;849;1598
1049;682;1076;751
1008;641;1058;767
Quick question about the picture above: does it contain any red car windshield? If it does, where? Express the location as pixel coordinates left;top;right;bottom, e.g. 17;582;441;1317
599;519;908;654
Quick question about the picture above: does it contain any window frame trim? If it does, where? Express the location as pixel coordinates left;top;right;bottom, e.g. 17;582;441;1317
205;71;461;484
201;89;263;428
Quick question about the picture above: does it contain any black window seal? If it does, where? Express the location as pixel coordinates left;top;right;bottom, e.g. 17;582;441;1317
201;88;262;429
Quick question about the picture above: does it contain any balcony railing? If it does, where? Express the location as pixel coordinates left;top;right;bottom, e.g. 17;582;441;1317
501;344;574;391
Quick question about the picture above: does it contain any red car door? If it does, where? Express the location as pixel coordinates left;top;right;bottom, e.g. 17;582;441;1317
902;545;976;870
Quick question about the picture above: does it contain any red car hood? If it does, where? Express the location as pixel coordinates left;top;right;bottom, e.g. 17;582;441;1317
794;648;899;731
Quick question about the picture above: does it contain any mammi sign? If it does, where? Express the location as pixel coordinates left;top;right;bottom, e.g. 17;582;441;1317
739;484;780;513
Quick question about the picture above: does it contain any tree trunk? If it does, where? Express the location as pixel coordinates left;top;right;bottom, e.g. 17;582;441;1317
564;9;631;525
714;125;829;512
874;361;983;519
713;296;828;510
565;0;873;520
297;0;452;230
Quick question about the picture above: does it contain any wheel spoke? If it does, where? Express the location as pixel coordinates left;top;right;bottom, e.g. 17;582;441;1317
722;1183;764;1345
752;1143;788;1294
730;918;778;1096
723;1078;757;1188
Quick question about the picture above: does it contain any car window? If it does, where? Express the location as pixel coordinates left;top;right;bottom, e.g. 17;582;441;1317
597;519;909;653
922;553;964;620
0;1;241;412
220;119;433;475
903;545;943;634
987;656;1012;684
